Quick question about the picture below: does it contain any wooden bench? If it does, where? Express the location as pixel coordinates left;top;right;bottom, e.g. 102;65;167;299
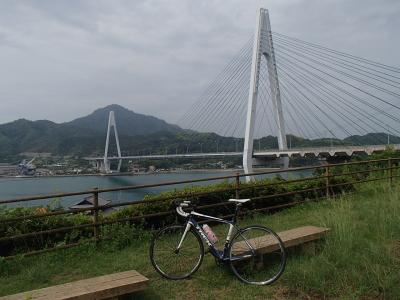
232;225;330;255
0;270;149;300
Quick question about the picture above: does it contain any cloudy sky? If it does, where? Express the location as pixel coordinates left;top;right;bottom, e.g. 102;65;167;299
0;0;399;125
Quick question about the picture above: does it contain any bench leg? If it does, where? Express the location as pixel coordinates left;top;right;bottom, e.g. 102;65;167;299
300;242;316;255
255;254;264;270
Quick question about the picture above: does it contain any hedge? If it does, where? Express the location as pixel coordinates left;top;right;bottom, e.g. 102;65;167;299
0;172;357;257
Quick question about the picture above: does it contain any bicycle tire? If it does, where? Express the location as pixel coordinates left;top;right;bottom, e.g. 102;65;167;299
228;225;286;285
150;224;204;280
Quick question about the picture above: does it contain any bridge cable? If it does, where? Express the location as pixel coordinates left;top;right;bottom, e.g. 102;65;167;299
178;38;252;127
275;47;400;110
274;41;400;90
274;51;400;125
276;58;400;141
186;47;252;134
273;37;400;84
277;62;373;137
277;79;326;140
273;32;400;73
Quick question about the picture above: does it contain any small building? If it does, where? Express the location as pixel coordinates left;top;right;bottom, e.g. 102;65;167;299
19;152;52;158
148;165;157;172
69;195;114;215
0;163;18;176
130;163;147;173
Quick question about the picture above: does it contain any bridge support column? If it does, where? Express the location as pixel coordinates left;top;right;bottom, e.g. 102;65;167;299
103;111;122;174
243;8;287;181
99;160;110;173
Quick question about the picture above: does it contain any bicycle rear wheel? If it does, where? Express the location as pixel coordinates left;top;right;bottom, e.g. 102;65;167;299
150;225;204;280
228;225;286;285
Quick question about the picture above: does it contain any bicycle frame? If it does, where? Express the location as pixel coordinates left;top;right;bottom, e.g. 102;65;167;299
176;209;252;262
151;200;286;285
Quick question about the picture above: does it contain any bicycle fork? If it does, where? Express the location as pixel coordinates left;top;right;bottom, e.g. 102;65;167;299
175;222;192;252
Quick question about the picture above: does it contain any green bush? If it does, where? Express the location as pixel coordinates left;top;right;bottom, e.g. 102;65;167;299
0;173;355;257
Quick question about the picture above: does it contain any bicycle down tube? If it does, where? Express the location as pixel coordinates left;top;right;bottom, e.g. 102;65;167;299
176;210;251;261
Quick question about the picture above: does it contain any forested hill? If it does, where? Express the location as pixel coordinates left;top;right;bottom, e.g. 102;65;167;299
0;104;183;158
64;104;182;136
0;104;399;159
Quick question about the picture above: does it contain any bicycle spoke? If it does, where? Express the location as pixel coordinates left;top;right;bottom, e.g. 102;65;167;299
150;225;204;280
229;226;286;285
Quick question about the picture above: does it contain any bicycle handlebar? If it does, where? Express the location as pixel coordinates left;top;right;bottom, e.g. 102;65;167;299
176;206;189;217
175;200;191;217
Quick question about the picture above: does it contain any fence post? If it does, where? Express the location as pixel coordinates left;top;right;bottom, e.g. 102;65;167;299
235;172;240;199
93;188;99;244
325;164;330;198
389;158;393;186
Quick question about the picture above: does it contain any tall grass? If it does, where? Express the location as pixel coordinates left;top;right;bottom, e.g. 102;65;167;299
281;183;400;299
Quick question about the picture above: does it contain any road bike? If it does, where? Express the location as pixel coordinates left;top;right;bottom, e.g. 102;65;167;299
149;199;286;285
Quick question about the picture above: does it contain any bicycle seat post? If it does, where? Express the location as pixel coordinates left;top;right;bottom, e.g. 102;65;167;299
228;199;250;223
233;203;241;223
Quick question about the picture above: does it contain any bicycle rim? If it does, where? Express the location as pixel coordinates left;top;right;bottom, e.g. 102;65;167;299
150;225;204;280
229;225;286;285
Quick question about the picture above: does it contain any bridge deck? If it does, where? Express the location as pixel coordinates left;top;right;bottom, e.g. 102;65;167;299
85;144;399;161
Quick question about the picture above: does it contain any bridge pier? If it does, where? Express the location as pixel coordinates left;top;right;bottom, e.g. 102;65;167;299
243;8;287;181
325;155;350;164
99;160;110;173
101;111;122;174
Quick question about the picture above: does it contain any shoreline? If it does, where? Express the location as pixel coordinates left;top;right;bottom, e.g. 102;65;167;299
0;167;284;180
0;169;239;179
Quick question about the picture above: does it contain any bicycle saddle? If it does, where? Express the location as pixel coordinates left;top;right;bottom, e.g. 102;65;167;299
228;198;251;203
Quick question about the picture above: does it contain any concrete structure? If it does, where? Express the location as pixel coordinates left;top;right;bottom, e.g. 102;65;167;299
0;163;18;176
85;144;400;162
243;8;288;180
100;111;122;173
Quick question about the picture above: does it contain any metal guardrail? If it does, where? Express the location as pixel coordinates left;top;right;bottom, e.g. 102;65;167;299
0;157;399;259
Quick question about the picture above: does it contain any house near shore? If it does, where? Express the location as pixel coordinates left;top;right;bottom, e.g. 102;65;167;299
69;195;114;215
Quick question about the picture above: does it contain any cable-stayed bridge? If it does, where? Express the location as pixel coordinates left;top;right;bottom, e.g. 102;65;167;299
85;8;400;178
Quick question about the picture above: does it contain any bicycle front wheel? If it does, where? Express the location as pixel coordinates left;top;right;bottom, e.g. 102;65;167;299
229;225;286;285
150;225;204;280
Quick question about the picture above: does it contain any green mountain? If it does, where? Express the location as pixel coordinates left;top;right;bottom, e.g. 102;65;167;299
0;119;96;156
0;104;399;161
0;105;184;158
65;104;181;136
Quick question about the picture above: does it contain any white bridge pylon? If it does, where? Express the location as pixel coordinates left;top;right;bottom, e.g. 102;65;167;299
101;111;122;173
243;8;288;181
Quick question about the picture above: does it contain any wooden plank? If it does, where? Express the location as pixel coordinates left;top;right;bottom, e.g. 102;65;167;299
0;270;149;300
231;226;329;255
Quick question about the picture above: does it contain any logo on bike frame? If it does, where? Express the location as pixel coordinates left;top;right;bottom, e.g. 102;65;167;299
195;225;213;247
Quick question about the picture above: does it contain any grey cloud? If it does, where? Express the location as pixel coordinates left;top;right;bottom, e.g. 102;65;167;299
0;0;399;125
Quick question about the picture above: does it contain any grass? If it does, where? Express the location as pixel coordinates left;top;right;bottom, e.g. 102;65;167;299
0;182;399;299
